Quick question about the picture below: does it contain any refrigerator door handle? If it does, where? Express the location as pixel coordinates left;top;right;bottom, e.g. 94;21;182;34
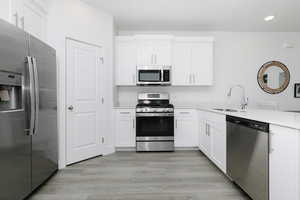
32;57;39;135
25;56;35;136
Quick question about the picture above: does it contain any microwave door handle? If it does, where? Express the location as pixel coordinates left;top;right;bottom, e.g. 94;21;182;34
32;57;39;135
24;56;35;136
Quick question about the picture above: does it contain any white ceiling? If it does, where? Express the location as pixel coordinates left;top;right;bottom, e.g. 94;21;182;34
83;0;300;32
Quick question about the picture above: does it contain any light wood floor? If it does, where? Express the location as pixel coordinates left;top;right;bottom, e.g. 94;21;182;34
29;151;250;200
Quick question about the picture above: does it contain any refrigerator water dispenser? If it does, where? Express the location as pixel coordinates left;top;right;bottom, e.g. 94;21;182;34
0;71;22;111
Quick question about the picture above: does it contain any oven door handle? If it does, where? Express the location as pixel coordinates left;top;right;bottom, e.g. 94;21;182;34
136;113;174;117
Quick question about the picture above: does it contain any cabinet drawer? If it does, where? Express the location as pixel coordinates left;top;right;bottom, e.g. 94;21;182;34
116;109;134;115
175;109;195;117
206;112;226;125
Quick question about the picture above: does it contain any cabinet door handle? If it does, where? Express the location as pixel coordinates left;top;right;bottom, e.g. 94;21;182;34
20;16;25;30
13;13;19;27
133;119;135;129
191;74;194;84
269;132;274;154
180;112;190;114
207;124;210;136
206;124;210;136
120;112;130;114
175;119;178;128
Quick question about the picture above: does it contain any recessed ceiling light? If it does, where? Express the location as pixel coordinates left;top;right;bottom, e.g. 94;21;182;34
264;15;275;21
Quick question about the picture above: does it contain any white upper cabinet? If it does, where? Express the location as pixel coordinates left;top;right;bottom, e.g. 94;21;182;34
0;0;48;41
21;0;48;41
172;42;191;86
0;0;10;23
172;37;214;86
136;35;173;66
191;42;214;85
115;37;137;86
114;35;214;86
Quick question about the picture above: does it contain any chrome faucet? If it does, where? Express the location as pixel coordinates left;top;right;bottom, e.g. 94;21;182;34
227;85;249;110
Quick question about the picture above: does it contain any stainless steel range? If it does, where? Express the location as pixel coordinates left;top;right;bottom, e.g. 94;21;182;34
136;93;174;152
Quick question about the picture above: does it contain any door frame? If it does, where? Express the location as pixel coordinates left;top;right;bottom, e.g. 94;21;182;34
60;37;104;168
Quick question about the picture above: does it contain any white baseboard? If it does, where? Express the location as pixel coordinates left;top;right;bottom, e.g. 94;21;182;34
115;146;199;152
103;145;116;155
175;147;199;151
115;147;136;151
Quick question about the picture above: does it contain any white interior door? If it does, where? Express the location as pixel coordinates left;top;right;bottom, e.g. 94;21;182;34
66;39;104;165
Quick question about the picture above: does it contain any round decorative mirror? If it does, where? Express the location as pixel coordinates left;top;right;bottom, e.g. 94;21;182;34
257;61;290;94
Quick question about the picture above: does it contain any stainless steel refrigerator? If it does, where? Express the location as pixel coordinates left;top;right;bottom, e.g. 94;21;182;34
0;19;58;200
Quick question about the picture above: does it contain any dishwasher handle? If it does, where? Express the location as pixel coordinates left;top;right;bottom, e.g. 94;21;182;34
226;115;269;133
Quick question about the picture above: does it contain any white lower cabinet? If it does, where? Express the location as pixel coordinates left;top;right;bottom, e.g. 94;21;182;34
174;109;198;147
198;110;226;173
198;111;205;151
210;119;226;173
269;125;300;200
114;109;136;147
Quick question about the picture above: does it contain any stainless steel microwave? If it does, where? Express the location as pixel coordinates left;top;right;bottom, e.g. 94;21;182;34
136;66;171;86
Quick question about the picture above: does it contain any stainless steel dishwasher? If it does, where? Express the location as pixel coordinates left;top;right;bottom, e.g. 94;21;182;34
227;116;269;200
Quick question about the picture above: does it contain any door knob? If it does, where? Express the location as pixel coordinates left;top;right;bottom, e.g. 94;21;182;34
68;105;74;111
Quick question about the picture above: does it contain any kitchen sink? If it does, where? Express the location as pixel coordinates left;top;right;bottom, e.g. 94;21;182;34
213;108;239;112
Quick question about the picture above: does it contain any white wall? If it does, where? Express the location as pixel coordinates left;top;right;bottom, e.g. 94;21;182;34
116;31;300;111
47;0;115;168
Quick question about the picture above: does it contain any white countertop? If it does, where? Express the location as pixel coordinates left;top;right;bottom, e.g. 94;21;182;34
113;105;135;109
197;107;300;130
113;104;300;130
